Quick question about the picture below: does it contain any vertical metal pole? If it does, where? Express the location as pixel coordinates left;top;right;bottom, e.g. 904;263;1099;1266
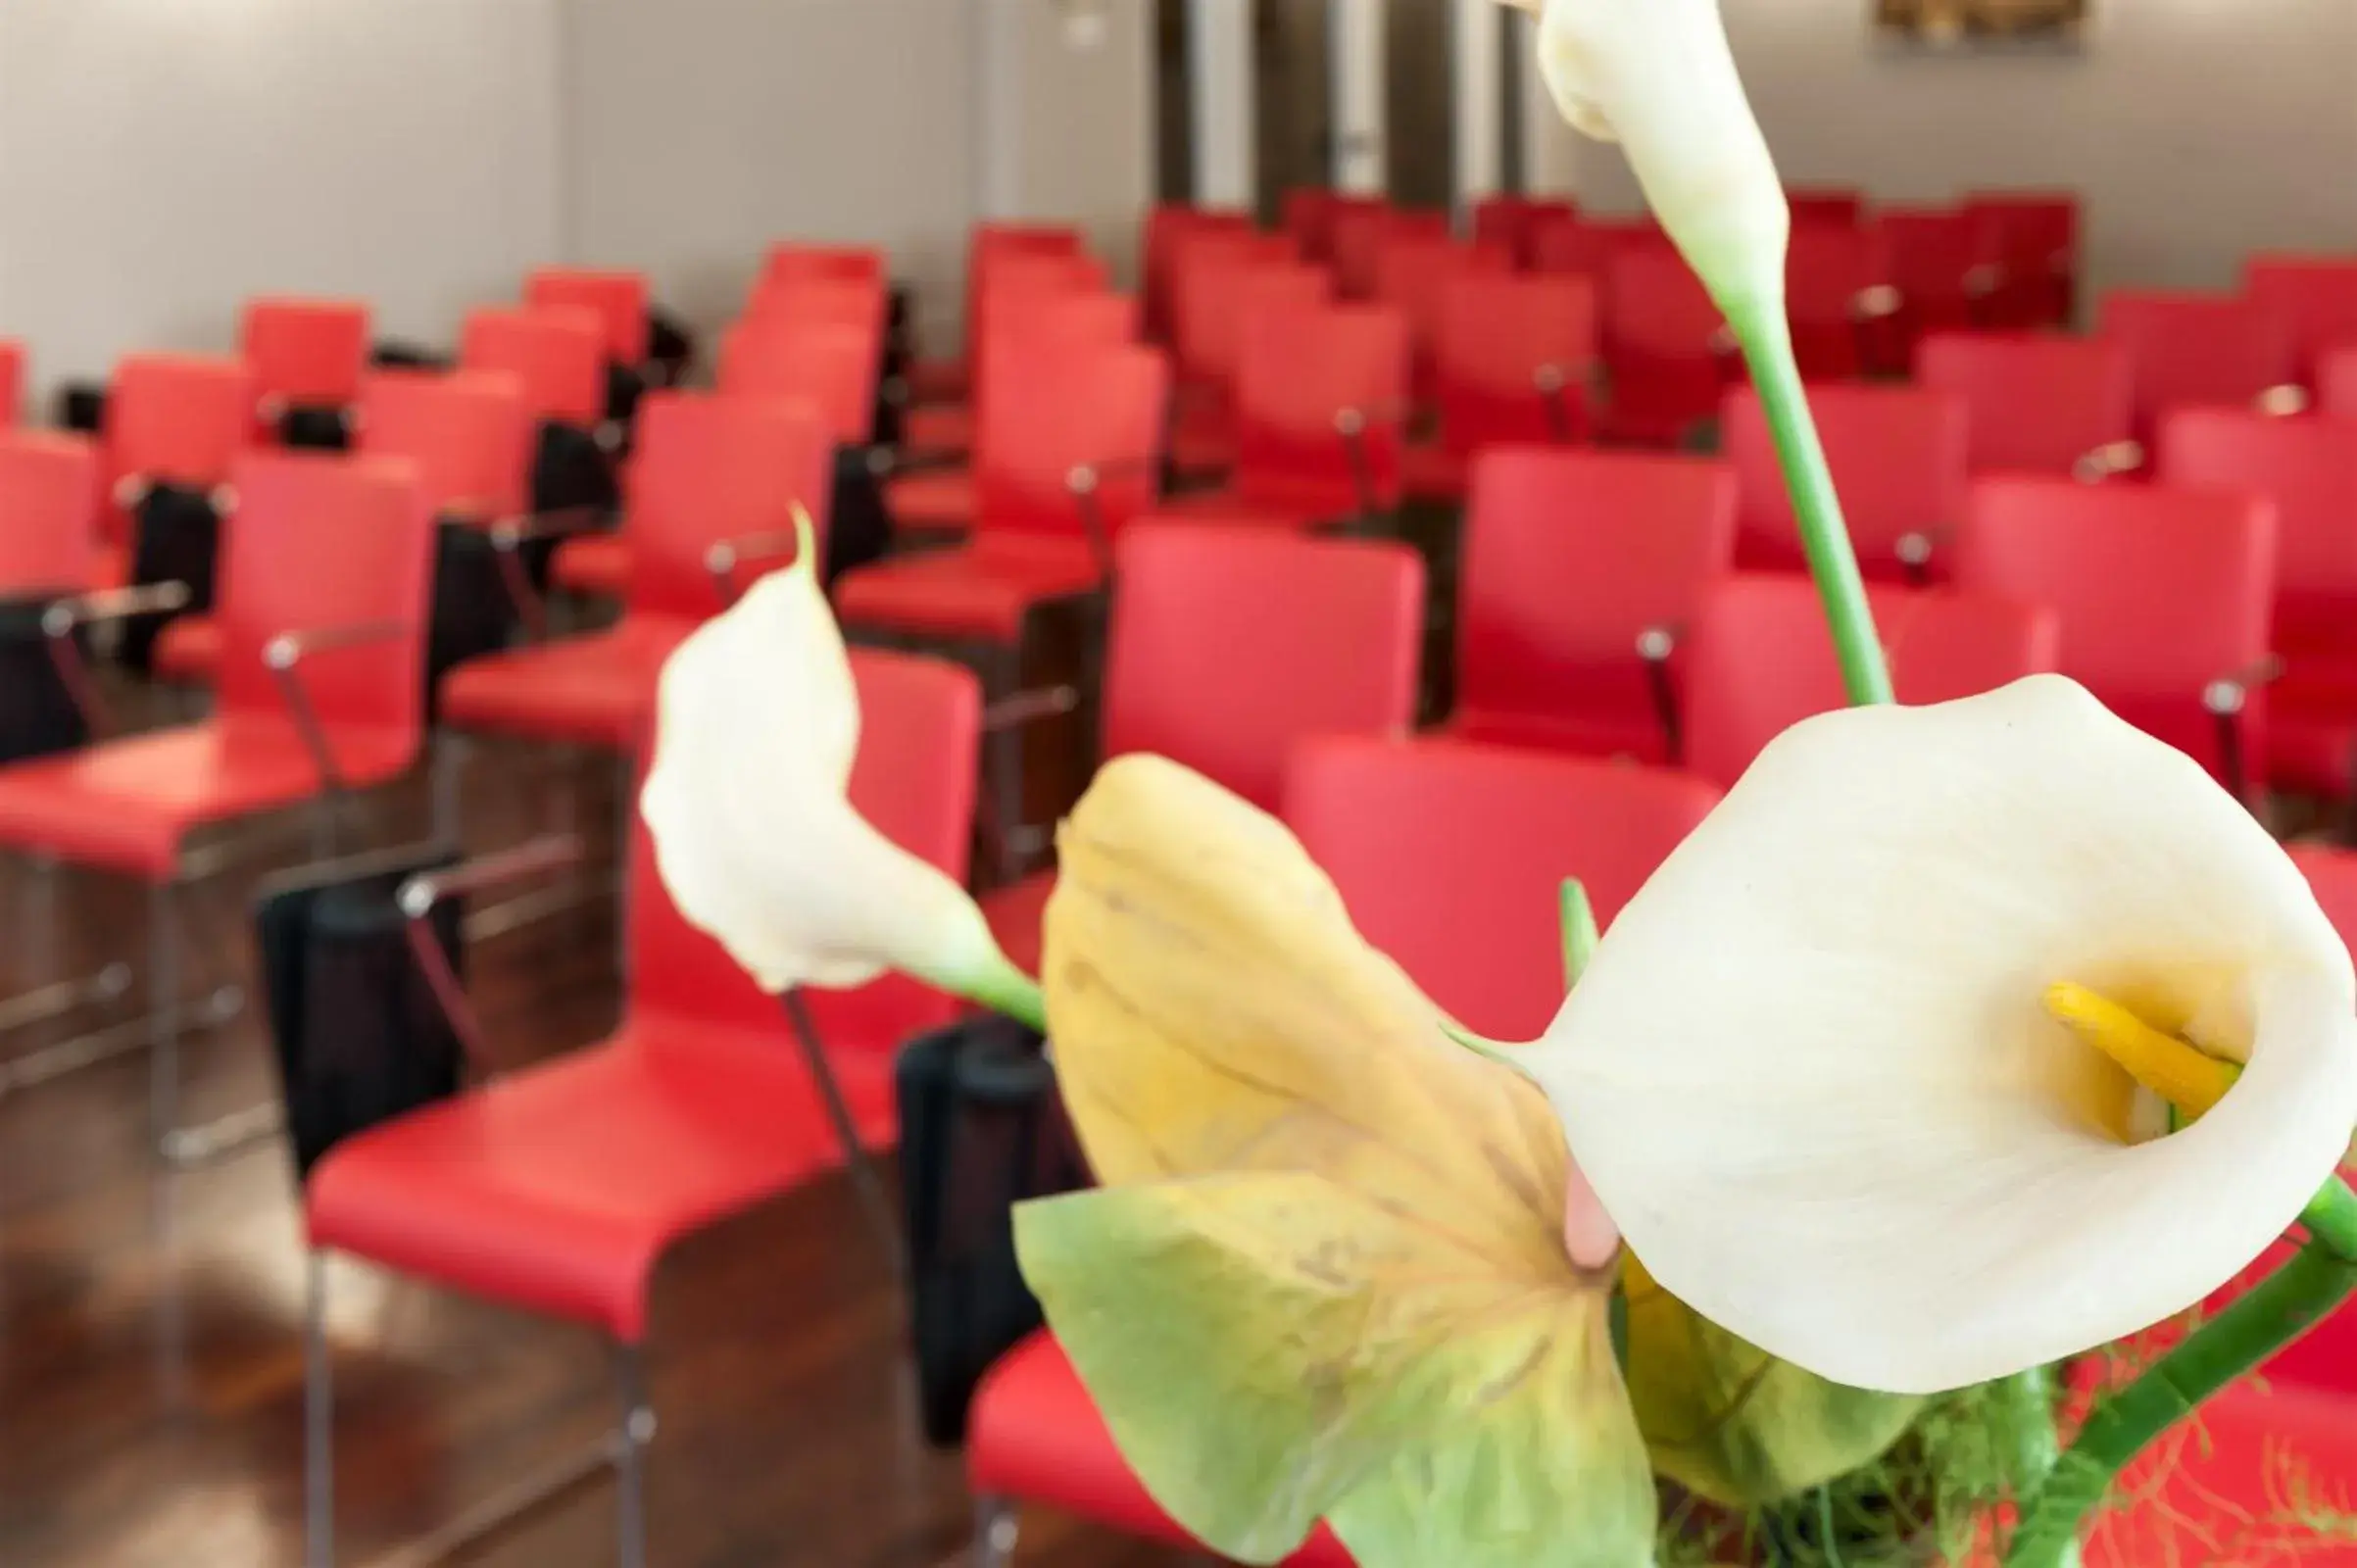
305;1250;336;1568
614;1348;651;1568
431;735;467;850
972;1496;1019;1568
1189;0;1257;210
1330;0;1389;194
1450;0;1503;223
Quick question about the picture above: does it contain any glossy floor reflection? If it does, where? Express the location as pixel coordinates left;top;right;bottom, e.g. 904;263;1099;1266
0;723;1173;1567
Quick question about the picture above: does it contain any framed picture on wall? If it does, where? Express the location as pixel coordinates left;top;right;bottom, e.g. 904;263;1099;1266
1875;0;2088;48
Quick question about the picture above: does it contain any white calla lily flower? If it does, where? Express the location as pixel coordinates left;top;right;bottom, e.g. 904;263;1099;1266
640;511;1001;996
1525;674;2357;1396
1506;0;1790;311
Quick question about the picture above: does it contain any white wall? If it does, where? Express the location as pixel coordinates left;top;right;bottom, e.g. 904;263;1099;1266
0;0;565;395
1537;0;2357;298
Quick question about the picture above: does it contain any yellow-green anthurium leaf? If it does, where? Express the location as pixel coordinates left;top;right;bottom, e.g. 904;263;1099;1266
1621;1255;1923;1508
1021;756;1659;1567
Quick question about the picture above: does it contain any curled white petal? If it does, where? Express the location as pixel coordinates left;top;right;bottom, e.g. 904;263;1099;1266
1533;0;1790;308
640;522;996;994
1526;674;2357;1395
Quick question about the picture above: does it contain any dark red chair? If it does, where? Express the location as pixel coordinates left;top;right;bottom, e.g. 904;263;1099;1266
903;290;1137;461
2322;344;2357;417
240;297;371;430
759;242;886;291
1449;447;1736;762
459;306;608;430
1954;476;2277;796
305;647;977;1568
2099;290;2302;440
440;393;830;762
0;338;20;427
1404;272;1598;502
1168;256;1330;475
1471;195;1574;268
911;225;1091;401
1675;573;2059;789
1914;332;2136;479
1787;187;1865;226
525;267;652;369
1142;204;1253;341
2158;410;2357;798
743;273;892;343
964;725;1714;1568
1281;187;1350;263
2247;255;2357;382
100;354;256;589
1371;233;1513;399
977;521;1424;973
1964;191;2080;329
1528;212;1651;284
1327;201;1428;300
1871;207;1990;371
716;319;879;448
1722;382;1968;581
0;451;430;1155
0;429;104;595
1158;301;1408;530
1598;238;1732;446
1785;222;1896;381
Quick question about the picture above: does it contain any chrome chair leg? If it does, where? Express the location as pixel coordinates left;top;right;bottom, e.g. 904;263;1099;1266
972;1496;1019;1568
431;733;469;850
305;1250;336;1568
614;1347;654;1568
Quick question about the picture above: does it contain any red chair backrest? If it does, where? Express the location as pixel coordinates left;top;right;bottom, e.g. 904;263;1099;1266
629;646;977;1054
1682;574;2061;789
356;369;534;522
1786;222;1891;381
2158;408;2357;657
1964;192;2080;327
622;392;832;621
972;343;1169;542
2099;290;2299;434
1173;256;1329;391
105;355;255;543
1373;235;1513;391
715;319;877;447
1603;238;1729;442
2320;345;2357;417
525;268;651;366
1914;332;2135;477
459;307;606;427
1282;188;1343;261
760;243;886;290
1328;202;1412;299
1723;382;1967;578
742;275;890;342
1103;523;1423;811
1456;447;1736;756
1473;196;1576;266
239;297;371;411
1230;302;1409;517
0;430;103;594
212;451;432;746
1528;214;1627;282
0;339;21;428
1955;476;2275;778
1788;188;1865;226
1143;205;1254;339
1287;737;1721;1041
966;234;1099;348
1433;273;1599;454
1875;207;1983;338
2246;256;2357;380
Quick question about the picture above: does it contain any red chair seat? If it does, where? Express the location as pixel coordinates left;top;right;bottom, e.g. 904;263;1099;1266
437;618;693;750
552;532;630;599
308;1025;897;1342
903;404;973;458
1444;706;1670;766
885;468;977;534
980;870;1055;977
908;358;968;403
153;615;222;685
1401;442;1470;503
835;538;1104;643
0;719;415;879
967;1332;1356;1566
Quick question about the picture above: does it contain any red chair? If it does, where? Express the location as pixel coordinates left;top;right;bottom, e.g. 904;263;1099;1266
101;354;256;588
525;266;652;368
2158;410;2357;797
1528;212;1641;284
0;338;21;427
1676;574;2059;789
1325;199;1414;298
1964;191;2080;329
716;319;879;448
1471;195;1574;268
1872;207;1990;371
1142;204;1253;341
904;291;1138;460
239;297;370;427
1598;238;1732;446
0;451;430;1153
1953;476;2277;795
759;242;886;291
911;225;1091;400
965;727;1713;1568
440;394;831;762
2099;290;2302;440
1281;187;1348;263
459;306;608;430
1169;257;1330;474
1449;448;1736;763
2247;255;2357;382
2321;344;2357;417
1788;187;1865;226
1914;332;2136;479
1404;272;1598;502
1722;382;1968;581
1785;222;1895;382
355;370;535;523
1156;301;1409;528
1371;234;1512;398
305;647;977;1567
0;430;104;595
977;522;1424;973
743;273;892;343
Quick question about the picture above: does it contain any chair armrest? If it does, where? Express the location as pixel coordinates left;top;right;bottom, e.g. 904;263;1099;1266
1850;284;1904;322
488;508;607;640
264;620;415;797
1067;458;1159;581
2205;656;2284;808
875;448;967;479
1334;404;1412;520
983;684;1080;733
1636;625;1684;767
397;835;586;1074
1965;264;2005;301
706;527;808;605
1894;525;1954;583
41;582;195;739
2256;384;2311;417
1533;364;1583;443
2071;441;2146;484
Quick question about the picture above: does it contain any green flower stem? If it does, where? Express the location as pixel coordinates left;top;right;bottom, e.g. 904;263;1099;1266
1559;879;1600;990
1725;303;1896;710
2004;1177;2357;1567
958;948;1048;1034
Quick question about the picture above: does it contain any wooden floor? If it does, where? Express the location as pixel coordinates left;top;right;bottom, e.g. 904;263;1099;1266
0;717;1179;1568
